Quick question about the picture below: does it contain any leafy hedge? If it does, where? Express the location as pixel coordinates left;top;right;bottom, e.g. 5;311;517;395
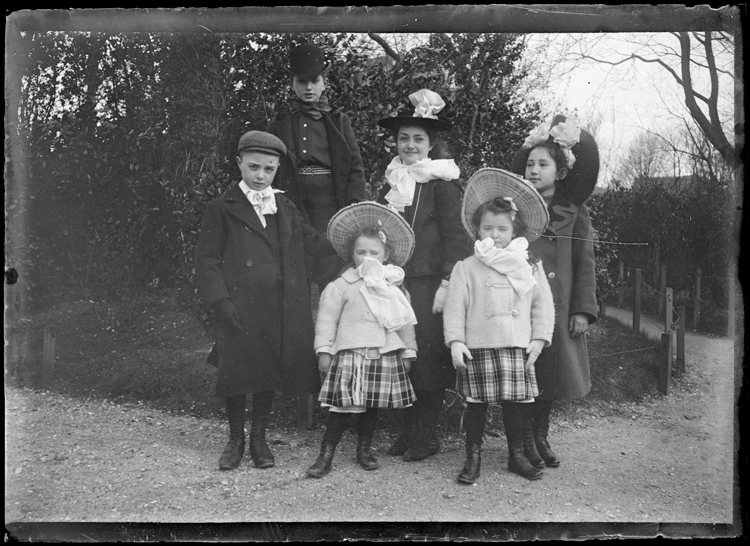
16;32;541;319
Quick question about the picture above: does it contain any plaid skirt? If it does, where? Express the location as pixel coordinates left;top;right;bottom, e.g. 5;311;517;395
456;347;539;403
318;349;416;410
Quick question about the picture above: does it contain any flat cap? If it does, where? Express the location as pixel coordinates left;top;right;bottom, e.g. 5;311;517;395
237;130;287;157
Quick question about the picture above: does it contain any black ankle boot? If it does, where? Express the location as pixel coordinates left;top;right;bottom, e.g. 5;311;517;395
403;392;442;461
219;396;246;471
249;416;274;469
523;412;546;469
356;435;380;470
457;442;481;484
533;401;560;468
502;401;542;480
306;441;337;478
508;439;543;480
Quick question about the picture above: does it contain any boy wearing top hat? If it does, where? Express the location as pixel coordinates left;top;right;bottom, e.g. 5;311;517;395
267;43;367;289
195;130;333;471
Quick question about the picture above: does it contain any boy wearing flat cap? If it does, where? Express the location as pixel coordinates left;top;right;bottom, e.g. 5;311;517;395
267;43;367;289
195;130;333;472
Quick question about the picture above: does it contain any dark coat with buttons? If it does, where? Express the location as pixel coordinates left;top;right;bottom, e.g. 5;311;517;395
267;107;367;216
529;192;598;401
194;182;332;398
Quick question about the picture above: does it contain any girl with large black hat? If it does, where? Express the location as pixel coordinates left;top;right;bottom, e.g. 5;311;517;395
376;89;473;462
267;43;367;289
509;114;600;470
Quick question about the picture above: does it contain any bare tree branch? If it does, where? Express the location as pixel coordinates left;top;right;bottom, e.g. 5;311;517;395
367;32;401;73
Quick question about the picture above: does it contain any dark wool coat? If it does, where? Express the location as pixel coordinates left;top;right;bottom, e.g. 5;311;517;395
378;178;473;390
377;178;472;279
194;183;332;398
530;192;598;401
267;107;367;216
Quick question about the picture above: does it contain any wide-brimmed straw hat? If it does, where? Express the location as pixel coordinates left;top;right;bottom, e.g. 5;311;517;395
510;114;600;206
284;44;331;79
377;89;454;133
462;168;549;243
327;202;416;267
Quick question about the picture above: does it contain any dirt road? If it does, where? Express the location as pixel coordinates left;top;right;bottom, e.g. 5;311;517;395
5;307;738;539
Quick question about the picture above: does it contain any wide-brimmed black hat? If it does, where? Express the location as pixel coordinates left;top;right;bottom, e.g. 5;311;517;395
377;89;454;133
285;44;331;79
510;114;600;206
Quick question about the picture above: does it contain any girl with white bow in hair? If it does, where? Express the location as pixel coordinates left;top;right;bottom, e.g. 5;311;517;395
444;168;555;484
306;202;419;478
376;89;473;463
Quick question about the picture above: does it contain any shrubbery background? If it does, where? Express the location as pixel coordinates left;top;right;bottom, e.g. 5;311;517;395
8;31;732;335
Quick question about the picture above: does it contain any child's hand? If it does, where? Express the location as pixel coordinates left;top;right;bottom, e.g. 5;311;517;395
569;313;589;338
318;353;333;374
525;339;545;372
450;341;472;370
402;358;413;372
431;279;450;314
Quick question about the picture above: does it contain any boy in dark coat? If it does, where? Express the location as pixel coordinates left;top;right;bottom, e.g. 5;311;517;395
267;43;367;289
195;130;333;471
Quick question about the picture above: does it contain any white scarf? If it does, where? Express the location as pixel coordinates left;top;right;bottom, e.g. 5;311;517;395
384;157;460;212
356;257;418;332
473;236;537;296
239;181;284;227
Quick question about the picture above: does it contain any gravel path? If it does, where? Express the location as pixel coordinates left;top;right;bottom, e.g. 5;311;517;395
5;307;738;539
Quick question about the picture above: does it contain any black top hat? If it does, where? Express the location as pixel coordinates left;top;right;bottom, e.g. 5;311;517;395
285;44;331;79
510;114;600;206
377;89;454;133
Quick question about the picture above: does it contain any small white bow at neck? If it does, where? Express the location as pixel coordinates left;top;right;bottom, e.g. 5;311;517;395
240;181;284;227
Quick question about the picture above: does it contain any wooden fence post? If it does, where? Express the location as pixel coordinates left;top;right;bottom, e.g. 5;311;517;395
618;261;625;306
693;267;702;328
297;395;314;431
658;265;667;317
633;268;642;334
665;287;676;358
42;326;56;389
727;267;735;339
676;306;686;377
658;332;672;395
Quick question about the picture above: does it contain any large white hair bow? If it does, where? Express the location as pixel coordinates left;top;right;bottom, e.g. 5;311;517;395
523;116;582;169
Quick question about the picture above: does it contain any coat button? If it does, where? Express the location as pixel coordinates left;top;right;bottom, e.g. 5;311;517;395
548;272;555;279
246;259;253;267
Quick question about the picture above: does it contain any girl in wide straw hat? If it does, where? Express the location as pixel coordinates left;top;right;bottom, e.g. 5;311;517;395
444;168;555;484
509;113;600;470
267;43;367;290
376;89;473;463
306;202;419;479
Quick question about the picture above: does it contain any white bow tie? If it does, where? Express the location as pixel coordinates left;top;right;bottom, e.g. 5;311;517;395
239;182;283;227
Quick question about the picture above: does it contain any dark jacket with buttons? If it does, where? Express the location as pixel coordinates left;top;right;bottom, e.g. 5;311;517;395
194;182;333;398
529;192;598;401
267;107;367;217
378;178;472;279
